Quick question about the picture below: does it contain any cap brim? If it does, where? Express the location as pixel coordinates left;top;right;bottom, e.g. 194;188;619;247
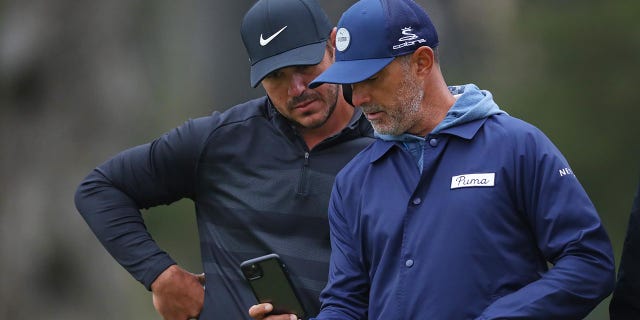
250;41;326;88
309;57;394;88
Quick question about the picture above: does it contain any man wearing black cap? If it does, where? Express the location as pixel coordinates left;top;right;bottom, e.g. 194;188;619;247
74;0;373;319
250;0;614;319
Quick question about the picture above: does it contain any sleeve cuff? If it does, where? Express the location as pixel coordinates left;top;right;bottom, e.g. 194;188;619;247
141;256;177;291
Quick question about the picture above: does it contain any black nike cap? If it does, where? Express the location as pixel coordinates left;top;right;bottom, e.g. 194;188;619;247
241;0;332;87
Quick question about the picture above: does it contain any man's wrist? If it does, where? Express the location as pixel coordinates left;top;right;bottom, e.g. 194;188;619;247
144;258;177;291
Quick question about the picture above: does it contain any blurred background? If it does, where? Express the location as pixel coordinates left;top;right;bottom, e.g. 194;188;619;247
1;0;638;319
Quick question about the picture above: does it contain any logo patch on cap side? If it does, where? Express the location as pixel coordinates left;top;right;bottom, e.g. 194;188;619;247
392;27;426;50
335;28;351;52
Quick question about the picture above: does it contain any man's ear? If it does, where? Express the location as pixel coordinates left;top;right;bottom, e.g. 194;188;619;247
327;27;338;59
413;46;434;75
330;27;337;49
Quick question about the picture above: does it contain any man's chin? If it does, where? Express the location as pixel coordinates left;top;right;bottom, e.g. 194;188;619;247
299;121;327;130
296;115;329;130
371;125;401;136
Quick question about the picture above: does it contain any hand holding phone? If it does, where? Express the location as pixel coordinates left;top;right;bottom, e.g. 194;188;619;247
240;253;307;319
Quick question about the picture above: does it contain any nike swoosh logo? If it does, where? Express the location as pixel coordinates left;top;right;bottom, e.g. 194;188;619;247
260;26;288;46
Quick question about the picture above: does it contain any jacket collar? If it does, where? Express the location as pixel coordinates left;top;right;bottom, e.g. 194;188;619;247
367;116;491;163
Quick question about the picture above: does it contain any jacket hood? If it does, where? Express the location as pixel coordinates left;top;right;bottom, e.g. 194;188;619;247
432;83;505;134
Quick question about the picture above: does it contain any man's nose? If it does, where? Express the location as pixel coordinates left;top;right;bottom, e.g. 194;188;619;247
288;73;307;97
350;84;370;107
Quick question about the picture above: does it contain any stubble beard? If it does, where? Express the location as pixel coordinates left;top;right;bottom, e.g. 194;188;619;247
287;84;339;130
368;74;424;136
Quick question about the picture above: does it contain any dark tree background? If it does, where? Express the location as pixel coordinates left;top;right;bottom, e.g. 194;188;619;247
1;1;637;319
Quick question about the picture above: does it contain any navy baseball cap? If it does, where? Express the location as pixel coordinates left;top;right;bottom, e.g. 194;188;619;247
310;0;438;88
241;0;332;88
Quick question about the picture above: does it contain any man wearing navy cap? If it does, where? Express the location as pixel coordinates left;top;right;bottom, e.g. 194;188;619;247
252;0;615;319
74;0;373;319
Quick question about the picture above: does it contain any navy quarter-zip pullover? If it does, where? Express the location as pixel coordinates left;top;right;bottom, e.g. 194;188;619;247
75;96;374;319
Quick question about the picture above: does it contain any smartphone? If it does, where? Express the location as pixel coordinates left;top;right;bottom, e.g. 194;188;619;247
240;253;307;319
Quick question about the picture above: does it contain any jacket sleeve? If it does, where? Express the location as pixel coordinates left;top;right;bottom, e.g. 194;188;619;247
74;116;213;290
312;181;369;320
478;130;615;319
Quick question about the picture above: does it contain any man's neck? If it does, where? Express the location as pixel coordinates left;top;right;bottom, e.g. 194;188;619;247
415;79;456;137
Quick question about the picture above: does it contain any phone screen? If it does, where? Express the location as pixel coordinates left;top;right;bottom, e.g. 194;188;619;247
240;254;307;318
